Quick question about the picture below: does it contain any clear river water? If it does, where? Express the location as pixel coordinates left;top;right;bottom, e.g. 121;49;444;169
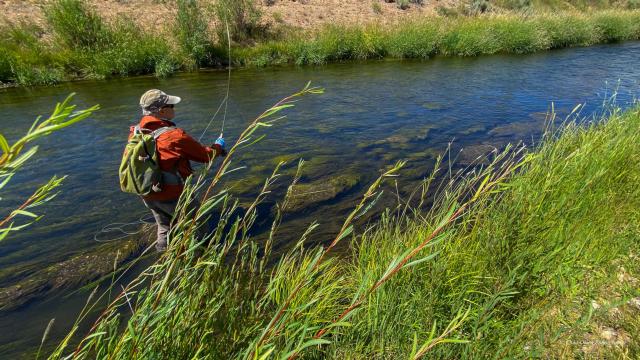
1;41;639;357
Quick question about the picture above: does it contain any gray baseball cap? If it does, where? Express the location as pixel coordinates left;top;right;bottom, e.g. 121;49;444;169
140;89;181;112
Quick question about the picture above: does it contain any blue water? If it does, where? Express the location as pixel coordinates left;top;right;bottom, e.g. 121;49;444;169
0;41;639;356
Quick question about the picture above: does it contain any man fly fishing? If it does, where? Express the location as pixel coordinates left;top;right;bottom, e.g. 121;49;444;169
119;89;226;252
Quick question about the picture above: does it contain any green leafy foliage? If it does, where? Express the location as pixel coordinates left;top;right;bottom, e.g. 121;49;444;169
237;11;640;66
175;0;216;68
44;0;109;50
214;0;263;43
0;94;98;242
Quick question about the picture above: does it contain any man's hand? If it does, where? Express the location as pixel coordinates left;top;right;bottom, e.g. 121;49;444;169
213;137;227;157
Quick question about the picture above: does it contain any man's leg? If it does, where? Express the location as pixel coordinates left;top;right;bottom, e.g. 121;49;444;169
142;199;178;252
143;198;210;252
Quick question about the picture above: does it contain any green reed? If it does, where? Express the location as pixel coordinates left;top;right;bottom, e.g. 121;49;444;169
0;94;98;243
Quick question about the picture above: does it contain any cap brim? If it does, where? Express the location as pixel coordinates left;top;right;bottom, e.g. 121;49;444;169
166;95;181;105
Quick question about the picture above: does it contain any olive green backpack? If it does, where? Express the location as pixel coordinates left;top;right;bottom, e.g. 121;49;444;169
119;126;178;196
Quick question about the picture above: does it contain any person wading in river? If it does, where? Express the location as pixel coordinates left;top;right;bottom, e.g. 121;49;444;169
123;89;226;252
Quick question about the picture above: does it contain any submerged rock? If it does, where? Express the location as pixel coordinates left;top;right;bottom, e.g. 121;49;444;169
283;174;360;212
0;226;153;312
489;118;545;138
422;102;447;111
374;124;436;147
456;144;498;165
460;124;487;136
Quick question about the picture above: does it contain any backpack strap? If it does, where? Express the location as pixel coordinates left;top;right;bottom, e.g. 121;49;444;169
151;126;183;186
152;126;176;139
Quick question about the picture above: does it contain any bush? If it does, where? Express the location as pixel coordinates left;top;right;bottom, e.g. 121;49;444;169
372;1;383;14
496;0;532;10
44;0;110;50
436;6;461;17
214;0;263;43
11;64;65;86
0;48;12;82
0;21;66;85
175;0;216;67
468;0;491;14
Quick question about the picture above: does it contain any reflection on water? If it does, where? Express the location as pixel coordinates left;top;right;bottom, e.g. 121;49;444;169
0;41;639;356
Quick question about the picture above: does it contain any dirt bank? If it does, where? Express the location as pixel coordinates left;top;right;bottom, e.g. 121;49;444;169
0;0;455;31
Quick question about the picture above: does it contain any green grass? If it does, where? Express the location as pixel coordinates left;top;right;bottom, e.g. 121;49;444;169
236;10;640;65
0;0;188;85
1;5;640;86
46;89;640;359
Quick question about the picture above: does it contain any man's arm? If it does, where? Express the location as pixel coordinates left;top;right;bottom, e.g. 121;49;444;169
174;130;222;163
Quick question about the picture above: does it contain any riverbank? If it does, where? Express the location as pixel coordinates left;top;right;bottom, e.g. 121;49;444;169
1;0;639;86
233;11;640;65
49;101;640;358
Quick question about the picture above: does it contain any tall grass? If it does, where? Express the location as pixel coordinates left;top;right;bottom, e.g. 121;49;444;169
47;90;640;358
0;22;66;85
214;0;263;43
235;10;640;65
44;0;109;50
174;0;217;68
0;0;179;85
2;4;640;86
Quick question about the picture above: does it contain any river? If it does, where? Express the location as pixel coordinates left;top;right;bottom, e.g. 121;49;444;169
1;41;639;357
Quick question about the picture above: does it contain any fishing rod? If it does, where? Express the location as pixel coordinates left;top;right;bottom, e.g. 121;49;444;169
199;19;232;141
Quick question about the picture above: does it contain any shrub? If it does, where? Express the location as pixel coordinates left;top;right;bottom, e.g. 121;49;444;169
398;0;410;9
497;0;532;10
44;0;111;50
436;6;460;17
11;64;65;86
468;0;491;14
0;48;12;82
62;18;173;79
214;0;263;43
175;0;216;67
372;1;384;14
0;22;65;85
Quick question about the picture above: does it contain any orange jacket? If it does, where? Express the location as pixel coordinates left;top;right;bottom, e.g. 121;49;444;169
130;115;220;201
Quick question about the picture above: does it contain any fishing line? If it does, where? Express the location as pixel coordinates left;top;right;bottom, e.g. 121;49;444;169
221;19;232;138
93;214;156;243
198;19;233;141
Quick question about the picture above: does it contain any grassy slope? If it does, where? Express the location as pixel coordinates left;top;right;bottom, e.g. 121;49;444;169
50;100;640;358
330;105;640;358
1;0;639;85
